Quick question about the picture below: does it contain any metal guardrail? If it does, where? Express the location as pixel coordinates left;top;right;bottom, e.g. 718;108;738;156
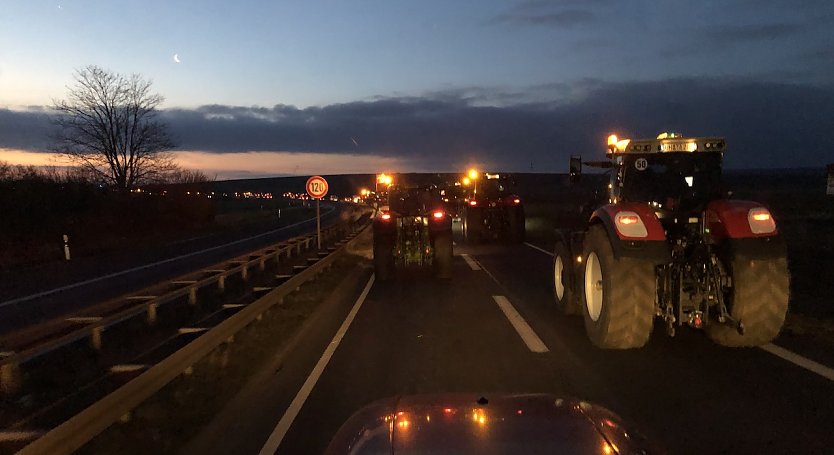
0;220;352;395
15;220;369;454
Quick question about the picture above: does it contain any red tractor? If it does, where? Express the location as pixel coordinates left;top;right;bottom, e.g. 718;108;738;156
554;133;789;349
460;172;525;243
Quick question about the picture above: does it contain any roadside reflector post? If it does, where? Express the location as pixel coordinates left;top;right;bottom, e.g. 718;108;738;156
218;275;226;292
147;303;158;324
63;234;71;261
1;362;22;395
188;287;197;305
259;257;266;271
241;265;248;281
91;326;103;350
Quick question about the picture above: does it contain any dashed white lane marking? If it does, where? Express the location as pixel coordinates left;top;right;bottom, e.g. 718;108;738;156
524;241;834;382
0;207;336;309
524;242;554;257
759;343;834;382
460;253;481;271
492;295;549;353
258;274;375;455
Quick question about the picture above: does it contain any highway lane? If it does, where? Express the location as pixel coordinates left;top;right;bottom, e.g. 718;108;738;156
0;205;342;336
190;240;834;454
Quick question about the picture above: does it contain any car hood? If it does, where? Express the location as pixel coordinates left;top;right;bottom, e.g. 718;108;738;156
324;393;659;454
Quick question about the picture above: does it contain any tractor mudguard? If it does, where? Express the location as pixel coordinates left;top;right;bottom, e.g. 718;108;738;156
705;200;779;240
718;236;787;261
373;214;397;236
428;212;452;235
590;204;670;263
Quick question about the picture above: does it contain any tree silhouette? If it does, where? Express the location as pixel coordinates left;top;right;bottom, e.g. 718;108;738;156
52;65;176;191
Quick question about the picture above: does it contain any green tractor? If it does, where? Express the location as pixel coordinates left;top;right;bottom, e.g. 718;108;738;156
373;185;454;280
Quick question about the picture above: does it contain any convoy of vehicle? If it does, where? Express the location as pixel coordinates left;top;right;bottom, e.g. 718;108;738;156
552;133;789;349
369;133;789;350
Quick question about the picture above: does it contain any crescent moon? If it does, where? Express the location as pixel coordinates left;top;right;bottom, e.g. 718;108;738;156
173;53;181;63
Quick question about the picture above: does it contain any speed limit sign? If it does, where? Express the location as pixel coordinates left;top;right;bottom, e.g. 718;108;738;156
306;175;328;199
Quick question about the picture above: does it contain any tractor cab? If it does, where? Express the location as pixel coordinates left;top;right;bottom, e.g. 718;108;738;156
606;133;726;221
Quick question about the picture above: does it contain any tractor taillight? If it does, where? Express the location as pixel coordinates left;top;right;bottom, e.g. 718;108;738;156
432;210;445;219
513;198;521;204
469;200;478;206
380;213;391;220
614;211;648;238
748;208;776;234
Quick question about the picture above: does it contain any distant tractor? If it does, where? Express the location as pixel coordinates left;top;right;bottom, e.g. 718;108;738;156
554;133;789;349
460;172;525;243
373;185;454;280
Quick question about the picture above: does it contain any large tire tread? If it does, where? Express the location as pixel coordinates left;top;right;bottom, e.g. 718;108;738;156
583;225;655;349
373;233;395;281
707;256;789;347
553;241;580;315
433;231;454;279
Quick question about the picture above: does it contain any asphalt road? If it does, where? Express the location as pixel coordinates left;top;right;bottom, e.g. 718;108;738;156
188;226;834;455
0;205;341;336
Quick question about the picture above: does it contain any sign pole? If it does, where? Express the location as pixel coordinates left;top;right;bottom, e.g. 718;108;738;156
305;175;328;251
316;198;322;250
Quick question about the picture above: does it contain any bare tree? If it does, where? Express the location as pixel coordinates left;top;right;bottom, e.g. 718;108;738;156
52;65;176;191
164;168;214;184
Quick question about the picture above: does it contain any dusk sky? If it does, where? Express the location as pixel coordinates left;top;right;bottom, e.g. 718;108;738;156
1;0;833;178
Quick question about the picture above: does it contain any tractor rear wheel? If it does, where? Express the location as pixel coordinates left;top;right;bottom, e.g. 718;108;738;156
707;254;789;347
433;231;453;279
553;241;580;315
507;206;525;243
582;225;655;349
373;233;395;281
464;207;483;244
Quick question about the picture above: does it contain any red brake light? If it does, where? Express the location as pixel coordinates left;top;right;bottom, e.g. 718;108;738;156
380;213;391;220
469;200;478;206
432;210;444;219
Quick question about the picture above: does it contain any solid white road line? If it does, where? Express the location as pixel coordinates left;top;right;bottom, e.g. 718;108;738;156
459;253;481;271
492;295;549;353
258;274;376;455
759;343;834;382
524;242;554;257
0;206;336;309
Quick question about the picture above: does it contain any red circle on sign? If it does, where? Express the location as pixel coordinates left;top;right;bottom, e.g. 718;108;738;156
306;175;329;199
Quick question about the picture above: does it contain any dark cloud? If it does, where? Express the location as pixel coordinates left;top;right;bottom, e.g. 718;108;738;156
709;23;802;45
489;0;607;28
2;79;832;171
0;108;53;150
661;22;803;59
492;9;596;27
